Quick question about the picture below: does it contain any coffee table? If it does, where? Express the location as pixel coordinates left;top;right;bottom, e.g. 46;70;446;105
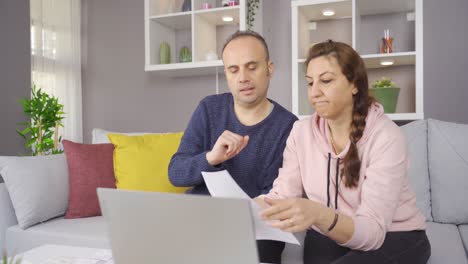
19;244;113;264
20;244;273;264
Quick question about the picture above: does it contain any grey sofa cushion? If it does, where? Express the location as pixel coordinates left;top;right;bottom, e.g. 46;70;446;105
426;222;468;264
0;183;17;256
0;154;69;229
92;128;149;144
458;225;468;257
401;120;432;221
428;119;468;224
5;216;109;254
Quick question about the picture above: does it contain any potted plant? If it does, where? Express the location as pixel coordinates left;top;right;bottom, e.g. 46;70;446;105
17;84;65;156
247;0;260;30
2;250;22;264
369;77;400;113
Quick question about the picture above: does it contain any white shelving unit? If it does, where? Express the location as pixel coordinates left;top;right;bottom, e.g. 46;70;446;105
291;0;423;121
145;0;262;77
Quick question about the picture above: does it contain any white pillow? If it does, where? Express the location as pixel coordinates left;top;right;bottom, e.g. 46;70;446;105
92;128;149;144
0;154;69;229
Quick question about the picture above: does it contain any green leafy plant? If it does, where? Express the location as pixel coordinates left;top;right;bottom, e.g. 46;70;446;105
2;250;22;264
371;77;398;89
17;84;65;156
247;0;260;30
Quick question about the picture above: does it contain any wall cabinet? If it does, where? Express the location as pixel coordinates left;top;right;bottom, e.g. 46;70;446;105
291;0;423;120
145;0;262;78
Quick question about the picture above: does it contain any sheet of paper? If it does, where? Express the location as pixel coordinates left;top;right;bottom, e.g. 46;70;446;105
202;170;300;245
202;170;250;199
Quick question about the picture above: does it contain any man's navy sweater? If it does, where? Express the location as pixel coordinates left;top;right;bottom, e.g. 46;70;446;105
168;93;297;198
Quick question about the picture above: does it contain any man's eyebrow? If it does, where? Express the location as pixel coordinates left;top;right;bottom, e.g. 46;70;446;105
245;61;258;66
226;61;259;70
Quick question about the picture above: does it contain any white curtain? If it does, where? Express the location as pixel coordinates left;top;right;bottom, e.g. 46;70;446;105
30;0;83;143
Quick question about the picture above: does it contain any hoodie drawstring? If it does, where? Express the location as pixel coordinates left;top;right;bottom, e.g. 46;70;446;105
327;153;340;210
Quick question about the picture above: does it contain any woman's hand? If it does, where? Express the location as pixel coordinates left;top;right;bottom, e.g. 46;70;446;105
253;196;269;210
260;197;326;233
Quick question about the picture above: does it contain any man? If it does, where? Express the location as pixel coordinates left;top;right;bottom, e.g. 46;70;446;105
169;30;297;197
168;30;297;264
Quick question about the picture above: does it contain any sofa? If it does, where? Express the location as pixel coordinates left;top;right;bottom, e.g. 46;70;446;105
1;119;468;263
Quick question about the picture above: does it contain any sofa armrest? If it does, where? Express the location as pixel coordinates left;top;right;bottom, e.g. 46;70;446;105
0;183;18;251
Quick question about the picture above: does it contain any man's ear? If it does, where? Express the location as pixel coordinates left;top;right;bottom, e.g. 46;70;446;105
267;61;274;77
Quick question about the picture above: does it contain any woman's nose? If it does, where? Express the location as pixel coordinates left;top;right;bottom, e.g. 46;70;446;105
309;82;321;97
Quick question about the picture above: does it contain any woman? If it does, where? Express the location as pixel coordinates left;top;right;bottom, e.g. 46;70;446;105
256;40;431;264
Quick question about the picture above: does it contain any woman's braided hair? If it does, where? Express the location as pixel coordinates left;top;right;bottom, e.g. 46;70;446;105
305;40;375;188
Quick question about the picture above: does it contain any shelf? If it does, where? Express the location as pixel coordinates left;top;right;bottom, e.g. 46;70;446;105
150;12;191;30
298;52;416;69
291;0;423;121
145;60;223;77
386;112;423;121
295;0;352;21
357;0;415;16
194;6;240;25
361;52;416;68
297;112;423;121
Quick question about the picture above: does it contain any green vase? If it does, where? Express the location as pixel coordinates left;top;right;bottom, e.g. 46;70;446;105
179;46;192;63
159;42;171;64
369;87;400;113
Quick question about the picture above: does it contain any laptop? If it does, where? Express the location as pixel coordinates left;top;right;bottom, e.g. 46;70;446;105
97;188;259;264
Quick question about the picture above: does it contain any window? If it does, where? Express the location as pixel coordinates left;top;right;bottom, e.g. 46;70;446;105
30;0;83;142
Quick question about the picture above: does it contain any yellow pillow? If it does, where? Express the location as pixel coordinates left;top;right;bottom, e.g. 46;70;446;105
108;132;188;193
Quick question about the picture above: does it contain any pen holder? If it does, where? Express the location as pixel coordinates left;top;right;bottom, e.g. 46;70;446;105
381;37;393;53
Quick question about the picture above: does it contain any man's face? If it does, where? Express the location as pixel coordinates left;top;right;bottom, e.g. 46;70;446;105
222;36;274;108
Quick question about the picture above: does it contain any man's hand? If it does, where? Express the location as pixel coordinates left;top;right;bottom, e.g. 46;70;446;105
206;130;249;166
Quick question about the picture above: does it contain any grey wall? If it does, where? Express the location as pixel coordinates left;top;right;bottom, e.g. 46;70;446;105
82;0;468;143
0;0;30;155
82;0;219;143
424;0;468;123
0;0;463;150
81;0;293;143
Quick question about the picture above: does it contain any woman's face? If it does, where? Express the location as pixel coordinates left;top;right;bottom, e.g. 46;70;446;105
306;56;357;121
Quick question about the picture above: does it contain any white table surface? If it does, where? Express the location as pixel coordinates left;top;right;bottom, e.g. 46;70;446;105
19;244;113;264
19;244;273;264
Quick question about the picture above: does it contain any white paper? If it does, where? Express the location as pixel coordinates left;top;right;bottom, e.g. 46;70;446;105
202;170;300;245
202;170;250;199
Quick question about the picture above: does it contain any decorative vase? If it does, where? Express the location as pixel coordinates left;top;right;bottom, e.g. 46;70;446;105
182;0;191;12
159;42;171;64
179;46;192;63
369;87;400;113
204;50;218;61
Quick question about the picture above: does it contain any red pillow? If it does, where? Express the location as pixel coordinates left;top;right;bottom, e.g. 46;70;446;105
63;140;116;218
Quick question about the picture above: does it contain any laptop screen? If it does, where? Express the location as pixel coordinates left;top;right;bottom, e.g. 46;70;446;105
98;188;259;264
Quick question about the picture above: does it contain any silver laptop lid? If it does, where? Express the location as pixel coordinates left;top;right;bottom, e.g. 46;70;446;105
97;188;259;264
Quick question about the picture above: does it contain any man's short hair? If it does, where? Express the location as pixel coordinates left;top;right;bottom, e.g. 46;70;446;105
221;30;270;61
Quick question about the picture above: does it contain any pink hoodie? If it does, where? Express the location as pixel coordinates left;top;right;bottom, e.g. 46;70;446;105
264;103;426;251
